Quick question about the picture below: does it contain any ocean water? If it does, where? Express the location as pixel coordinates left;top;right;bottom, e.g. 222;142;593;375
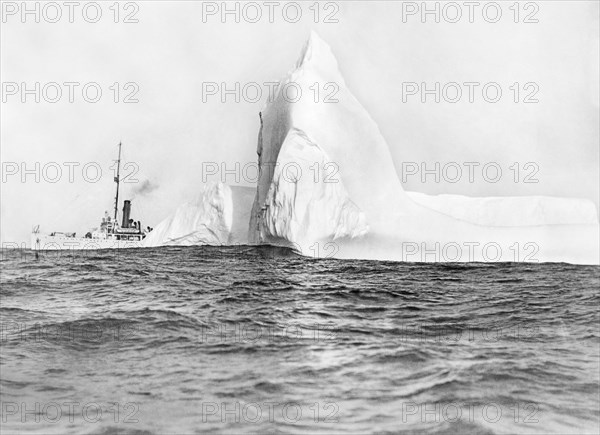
0;246;598;434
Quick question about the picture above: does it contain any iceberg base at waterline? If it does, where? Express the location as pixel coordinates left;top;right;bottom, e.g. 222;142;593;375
145;181;599;264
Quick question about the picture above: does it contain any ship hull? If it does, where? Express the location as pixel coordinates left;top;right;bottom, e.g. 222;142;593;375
31;234;143;250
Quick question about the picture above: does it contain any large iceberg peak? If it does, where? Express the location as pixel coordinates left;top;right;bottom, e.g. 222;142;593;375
295;30;341;75
249;31;411;248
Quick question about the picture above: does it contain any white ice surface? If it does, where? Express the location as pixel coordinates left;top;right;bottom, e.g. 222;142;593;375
143;182;254;247
247;32;600;264
407;192;598;227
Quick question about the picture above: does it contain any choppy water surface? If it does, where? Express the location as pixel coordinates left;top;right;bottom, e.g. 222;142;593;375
1;246;599;434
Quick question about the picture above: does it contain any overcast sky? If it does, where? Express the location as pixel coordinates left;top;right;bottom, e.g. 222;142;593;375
1;1;598;245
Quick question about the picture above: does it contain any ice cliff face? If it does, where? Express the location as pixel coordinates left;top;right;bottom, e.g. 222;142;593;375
251;127;368;248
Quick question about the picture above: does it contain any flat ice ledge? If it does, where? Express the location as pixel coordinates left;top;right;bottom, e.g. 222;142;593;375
408;192;599;227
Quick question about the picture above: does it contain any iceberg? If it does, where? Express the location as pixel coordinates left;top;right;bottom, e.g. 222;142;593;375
145;32;598;264
247;31;600;264
143;183;253;247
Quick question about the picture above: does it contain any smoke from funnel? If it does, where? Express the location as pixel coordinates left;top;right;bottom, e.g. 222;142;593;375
133;180;158;196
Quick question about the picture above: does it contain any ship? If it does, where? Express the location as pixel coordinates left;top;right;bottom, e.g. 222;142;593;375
31;142;152;250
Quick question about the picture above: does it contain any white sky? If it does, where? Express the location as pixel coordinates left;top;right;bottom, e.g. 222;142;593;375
1;1;599;245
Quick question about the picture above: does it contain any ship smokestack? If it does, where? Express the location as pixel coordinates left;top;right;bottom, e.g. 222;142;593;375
122;200;131;228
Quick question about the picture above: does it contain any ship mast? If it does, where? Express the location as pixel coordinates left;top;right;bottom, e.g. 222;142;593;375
113;141;122;224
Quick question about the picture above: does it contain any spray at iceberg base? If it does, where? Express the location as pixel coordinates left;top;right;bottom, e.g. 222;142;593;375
146;32;599;265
